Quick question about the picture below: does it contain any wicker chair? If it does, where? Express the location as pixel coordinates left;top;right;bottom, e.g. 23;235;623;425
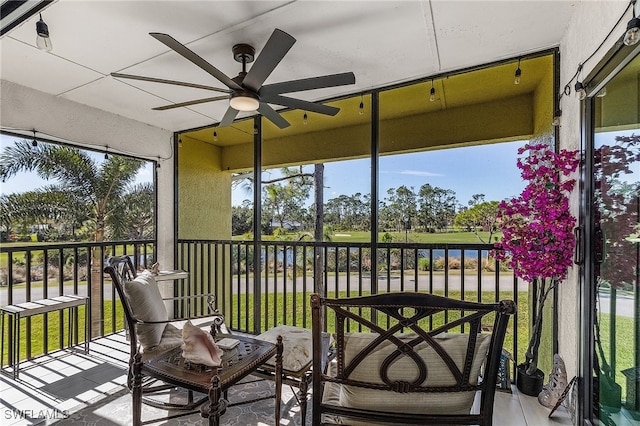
311;292;516;425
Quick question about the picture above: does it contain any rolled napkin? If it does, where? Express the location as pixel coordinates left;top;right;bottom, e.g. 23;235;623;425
181;320;223;367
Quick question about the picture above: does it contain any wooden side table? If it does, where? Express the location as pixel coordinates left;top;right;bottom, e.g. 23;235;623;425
135;333;283;426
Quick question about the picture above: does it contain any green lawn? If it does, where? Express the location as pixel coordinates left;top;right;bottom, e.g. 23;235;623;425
597;313;636;401
332;231;499;244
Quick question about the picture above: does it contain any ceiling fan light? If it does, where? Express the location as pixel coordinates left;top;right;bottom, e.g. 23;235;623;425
229;92;259;111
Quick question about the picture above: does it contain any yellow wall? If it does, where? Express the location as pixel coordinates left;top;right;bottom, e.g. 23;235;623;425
177;135;231;240
220;94;535;172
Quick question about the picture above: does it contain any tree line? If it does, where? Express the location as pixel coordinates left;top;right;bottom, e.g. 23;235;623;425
232;166;500;243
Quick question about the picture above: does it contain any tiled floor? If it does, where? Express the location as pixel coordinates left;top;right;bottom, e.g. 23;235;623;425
0;332;576;425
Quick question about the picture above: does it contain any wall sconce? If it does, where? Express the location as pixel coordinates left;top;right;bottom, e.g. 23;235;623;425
429;79;436;102
514;59;522;85
35;13;52;51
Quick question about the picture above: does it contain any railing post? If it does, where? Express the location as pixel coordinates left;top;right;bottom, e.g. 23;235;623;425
252;116;262;333
370;91;379;295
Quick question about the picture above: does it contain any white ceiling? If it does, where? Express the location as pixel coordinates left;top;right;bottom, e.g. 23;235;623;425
1;0;578;133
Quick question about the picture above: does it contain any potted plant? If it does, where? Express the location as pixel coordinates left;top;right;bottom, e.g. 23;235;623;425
493;142;579;396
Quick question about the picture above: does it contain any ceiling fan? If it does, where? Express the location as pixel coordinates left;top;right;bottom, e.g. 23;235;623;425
111;29;356;129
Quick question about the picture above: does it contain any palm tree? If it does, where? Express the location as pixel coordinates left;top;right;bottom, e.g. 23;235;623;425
0;139;146;336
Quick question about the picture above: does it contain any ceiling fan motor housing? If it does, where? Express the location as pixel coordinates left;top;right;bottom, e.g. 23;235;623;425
233;44;255;64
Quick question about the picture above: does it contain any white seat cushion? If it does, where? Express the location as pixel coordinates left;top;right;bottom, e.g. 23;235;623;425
140;324;183;361
257;325;313;373
336;332;490;416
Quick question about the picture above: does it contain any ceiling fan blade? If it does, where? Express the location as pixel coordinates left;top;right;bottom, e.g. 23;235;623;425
242;29;296;92
260;72;355;96
258;102;291;129
111;73;232;94
219;106;240;127
261;94;340;116
152;96;229;111
150;32;242;91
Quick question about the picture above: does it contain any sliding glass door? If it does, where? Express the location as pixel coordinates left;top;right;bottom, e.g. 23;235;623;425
586;51;640;426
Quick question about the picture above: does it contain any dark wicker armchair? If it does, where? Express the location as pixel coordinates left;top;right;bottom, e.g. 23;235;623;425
311;292;516;425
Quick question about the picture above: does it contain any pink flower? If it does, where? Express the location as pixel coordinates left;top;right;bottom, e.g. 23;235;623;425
492;144;579;283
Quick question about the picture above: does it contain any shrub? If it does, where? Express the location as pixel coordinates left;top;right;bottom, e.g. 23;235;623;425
418;258;430;271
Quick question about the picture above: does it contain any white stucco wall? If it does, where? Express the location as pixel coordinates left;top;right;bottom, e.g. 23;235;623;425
0;80;176;268
557;0;631;388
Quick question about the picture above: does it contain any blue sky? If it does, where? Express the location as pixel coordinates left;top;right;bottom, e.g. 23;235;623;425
236;140;529;206
0;133;154;195
1;132;528;207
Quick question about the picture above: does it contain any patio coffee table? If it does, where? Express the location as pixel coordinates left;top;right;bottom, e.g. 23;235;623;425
135;333;283;426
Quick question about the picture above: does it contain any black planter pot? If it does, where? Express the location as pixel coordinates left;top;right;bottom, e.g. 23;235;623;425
516;363;545;396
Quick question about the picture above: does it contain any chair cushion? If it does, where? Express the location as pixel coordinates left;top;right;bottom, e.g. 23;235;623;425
336;332;490;416
257;325;313;373
124;271;167;350
140;324;183;361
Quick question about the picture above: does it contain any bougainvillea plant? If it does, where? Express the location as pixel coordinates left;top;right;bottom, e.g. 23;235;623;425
493;142;579;376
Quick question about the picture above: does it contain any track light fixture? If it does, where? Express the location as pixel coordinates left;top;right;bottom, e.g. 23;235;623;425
624;17;640;45
359;95;364;115
35;13;52;52
429;79;436;102
32;130;37;147
624;0;640;45
104;147;109;159
574;81;587;100
514;59;522;85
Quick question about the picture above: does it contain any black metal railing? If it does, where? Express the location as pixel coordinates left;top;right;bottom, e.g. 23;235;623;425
0;240;155;366
1;238;523;378
176;239;523;370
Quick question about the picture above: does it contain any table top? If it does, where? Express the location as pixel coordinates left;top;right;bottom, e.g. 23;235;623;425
1;295;87;316
143;334;277;392
153;270;189;281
